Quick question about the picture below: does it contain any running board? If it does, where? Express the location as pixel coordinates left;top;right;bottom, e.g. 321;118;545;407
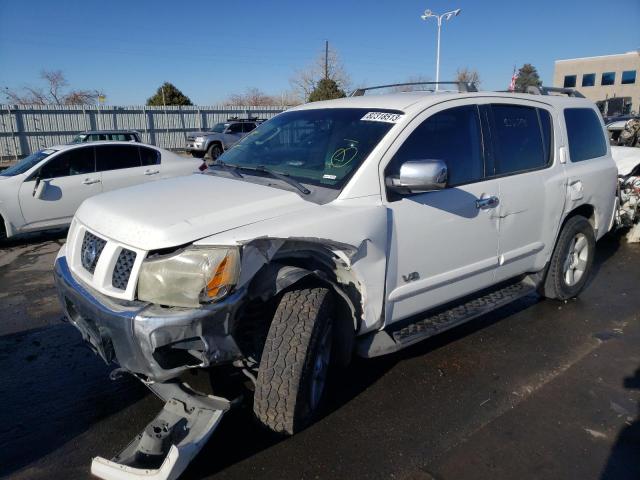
358;281;537;358
91;381;234;480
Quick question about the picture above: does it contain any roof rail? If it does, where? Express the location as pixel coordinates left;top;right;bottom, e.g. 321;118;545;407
526;86;585;98
350;81;478;97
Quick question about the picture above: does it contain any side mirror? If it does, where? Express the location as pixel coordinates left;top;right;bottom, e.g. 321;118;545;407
386;159;448;194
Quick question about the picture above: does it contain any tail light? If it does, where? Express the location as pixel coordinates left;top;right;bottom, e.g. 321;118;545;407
198;162;207;172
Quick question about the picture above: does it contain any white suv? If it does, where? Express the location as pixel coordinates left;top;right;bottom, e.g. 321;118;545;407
53;86;617;480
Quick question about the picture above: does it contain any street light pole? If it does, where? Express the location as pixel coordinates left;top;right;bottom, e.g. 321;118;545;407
421;8;461;91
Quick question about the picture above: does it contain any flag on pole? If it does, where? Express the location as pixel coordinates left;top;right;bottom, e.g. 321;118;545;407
509;66;518;92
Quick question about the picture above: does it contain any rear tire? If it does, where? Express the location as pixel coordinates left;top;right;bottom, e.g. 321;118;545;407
253;287;334;435
541;215;595;300
0;216;6;241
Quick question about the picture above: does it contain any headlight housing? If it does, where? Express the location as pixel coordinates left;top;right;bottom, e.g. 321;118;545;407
195;136;205;142
138;247;240;308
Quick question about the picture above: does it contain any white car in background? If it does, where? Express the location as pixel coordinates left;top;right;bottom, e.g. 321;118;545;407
0;142;205;239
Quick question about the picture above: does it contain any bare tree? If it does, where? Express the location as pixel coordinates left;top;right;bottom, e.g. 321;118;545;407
290;44;350;100
455;67;481;87
389;75;433;92
224;87;302;107
5;70;105;105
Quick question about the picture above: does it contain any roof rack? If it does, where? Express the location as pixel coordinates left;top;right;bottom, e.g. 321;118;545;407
526;86;585;98
350;81;478;97
226;117;262;122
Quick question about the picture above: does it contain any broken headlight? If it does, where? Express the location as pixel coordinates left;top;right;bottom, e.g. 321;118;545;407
138;247;240;308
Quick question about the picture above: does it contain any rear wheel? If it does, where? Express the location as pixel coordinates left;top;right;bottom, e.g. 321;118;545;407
253;287;334;435
541;215;595;300
0;216;6;241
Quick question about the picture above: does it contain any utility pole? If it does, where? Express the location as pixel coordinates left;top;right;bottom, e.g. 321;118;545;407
324;40;329;79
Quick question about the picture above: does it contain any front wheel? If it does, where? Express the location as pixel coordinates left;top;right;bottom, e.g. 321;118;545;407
191;151;205;159
541;215;595;300
253;287;334;435
207;143;223;162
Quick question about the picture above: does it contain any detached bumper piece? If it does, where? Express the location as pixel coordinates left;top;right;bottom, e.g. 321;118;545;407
91;381;232;480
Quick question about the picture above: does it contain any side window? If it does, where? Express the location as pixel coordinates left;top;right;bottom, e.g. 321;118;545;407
387;105;484;187
95;145;142;171
40;147;95;178
227;123;243;134
243;122;256;133
112;134;127;141
564;108;607;162
139;146;160;166
490;104;549;175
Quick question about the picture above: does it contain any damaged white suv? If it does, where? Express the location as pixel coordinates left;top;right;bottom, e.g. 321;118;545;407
54;83;617;479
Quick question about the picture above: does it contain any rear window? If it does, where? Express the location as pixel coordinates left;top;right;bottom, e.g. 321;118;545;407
139;146;160;165
96;145;141;171
564;108;607;162
490;105;551;175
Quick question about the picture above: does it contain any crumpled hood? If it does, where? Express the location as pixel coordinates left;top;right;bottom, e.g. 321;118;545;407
75;174;313;250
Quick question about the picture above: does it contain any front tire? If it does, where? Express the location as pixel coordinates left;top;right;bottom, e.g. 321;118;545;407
541;215;595;300
207;143;223;162
191;151;205;159
253;287;334;435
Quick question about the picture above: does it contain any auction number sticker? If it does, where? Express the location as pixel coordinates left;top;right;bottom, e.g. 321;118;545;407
361;112;403;123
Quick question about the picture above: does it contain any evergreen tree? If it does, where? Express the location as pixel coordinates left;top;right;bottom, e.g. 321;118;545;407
146;82;193;106
308;78;346;102
514;64;542;93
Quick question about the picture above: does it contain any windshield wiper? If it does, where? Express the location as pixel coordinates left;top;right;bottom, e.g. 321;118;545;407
235;165;311;195
208;160;243;178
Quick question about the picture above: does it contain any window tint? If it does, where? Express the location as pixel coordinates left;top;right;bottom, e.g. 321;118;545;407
242;122;256;133
539;109;553;164
227;123;243;133
621;70;636;85
563;75;577;88
582;73;595;87
387;105;483;187
601;72;615;86
490;105;548;175
564;108;607;162
40;147;95;178
111;133;127;141
95;145;141;171
139;146;160;165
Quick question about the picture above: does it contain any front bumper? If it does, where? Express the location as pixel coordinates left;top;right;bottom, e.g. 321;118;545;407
185;141;206;152
54;255;244;382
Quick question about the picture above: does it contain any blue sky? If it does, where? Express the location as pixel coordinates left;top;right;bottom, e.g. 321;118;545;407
0;0;638;105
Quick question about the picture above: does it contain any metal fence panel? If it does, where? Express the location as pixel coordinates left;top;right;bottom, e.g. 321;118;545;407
0;104;287;162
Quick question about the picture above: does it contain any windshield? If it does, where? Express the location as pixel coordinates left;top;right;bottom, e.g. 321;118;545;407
70;134;88;143
0;149;56;176
219;108;400;189
210;123;228;133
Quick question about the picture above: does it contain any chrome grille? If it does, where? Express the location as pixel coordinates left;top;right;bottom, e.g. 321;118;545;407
81;231;106;274
112;249;137;290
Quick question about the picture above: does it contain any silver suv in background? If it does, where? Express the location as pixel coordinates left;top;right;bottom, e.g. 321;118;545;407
185;118;260;160
70;130;141;143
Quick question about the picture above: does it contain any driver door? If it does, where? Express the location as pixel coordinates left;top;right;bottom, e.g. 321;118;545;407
384;102;500;324
18;146;101;230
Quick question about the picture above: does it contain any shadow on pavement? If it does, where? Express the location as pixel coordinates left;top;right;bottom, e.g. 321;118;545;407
0;324;148;476
600;367;640;480
0;228;67;249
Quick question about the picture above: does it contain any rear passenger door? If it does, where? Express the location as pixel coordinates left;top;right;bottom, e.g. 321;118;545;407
96;144;154;192
487;102;566;282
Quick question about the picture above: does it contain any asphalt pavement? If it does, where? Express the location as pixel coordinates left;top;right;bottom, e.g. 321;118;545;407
0;230;638;480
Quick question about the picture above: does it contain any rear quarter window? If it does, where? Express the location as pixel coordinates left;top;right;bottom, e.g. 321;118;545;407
564;108;607;162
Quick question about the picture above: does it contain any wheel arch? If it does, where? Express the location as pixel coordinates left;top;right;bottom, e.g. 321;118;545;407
243;242;362;367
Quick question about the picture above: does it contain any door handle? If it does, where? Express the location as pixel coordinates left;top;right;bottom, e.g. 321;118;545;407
476;195;500;210
82;178;100;185
144;169;160;175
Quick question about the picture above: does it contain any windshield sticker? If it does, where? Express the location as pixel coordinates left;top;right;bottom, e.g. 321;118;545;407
323;174;337;180
361;112;403;123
